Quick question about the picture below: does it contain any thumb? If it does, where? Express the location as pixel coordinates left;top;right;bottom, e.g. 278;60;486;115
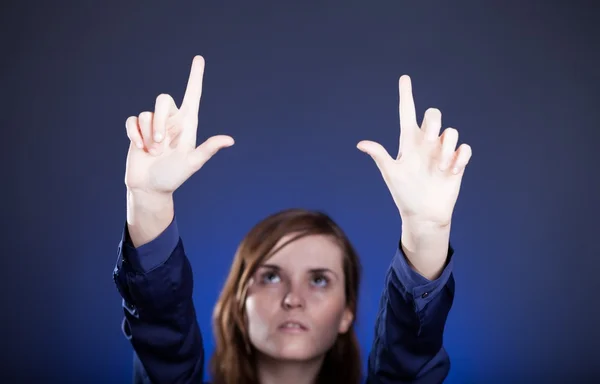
189;134;235;171
357;140;392;170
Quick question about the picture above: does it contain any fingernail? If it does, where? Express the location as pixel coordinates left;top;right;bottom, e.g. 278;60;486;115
136;141;143;149
154;133;163;142
452;167;459;174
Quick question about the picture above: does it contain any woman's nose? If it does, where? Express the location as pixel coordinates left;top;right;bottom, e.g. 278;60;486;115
282;289;305;310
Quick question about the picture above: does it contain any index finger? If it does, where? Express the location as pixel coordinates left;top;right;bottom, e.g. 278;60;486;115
399;75;417;131
397;75;418;158
181;55;205;115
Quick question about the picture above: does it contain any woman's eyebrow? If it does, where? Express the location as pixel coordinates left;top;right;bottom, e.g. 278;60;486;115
259;264;281;271
260;264;339;280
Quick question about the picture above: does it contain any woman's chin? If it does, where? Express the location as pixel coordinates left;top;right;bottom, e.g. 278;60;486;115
259;341;324;363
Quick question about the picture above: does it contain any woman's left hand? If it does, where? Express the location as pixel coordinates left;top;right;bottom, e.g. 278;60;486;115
357;75;472;279
358;74;472;229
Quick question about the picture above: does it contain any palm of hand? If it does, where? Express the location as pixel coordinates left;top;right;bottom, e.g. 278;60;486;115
358;75;472;227
125;135;191;194
124;56;234;195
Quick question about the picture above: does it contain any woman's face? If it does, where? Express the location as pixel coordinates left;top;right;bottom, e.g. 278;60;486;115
244;233;353;362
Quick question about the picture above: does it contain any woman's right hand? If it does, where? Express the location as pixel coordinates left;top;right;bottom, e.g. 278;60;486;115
124;55;234;196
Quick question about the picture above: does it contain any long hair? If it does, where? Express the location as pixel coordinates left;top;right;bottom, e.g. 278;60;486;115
209;208;363;384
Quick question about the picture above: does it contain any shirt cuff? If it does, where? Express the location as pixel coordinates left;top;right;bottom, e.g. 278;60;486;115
120;217;180;273
392;240;454;306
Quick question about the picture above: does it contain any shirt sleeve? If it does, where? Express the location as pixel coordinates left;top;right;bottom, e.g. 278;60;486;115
366;240;455;384
112;217;205;384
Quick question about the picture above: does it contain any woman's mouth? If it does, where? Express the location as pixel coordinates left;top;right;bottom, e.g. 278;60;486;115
278;320;308;332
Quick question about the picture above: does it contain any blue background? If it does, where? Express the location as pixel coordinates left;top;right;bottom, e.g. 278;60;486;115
3;1;599;382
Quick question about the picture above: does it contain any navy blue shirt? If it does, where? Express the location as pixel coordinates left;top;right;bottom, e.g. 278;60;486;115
113;218;455;383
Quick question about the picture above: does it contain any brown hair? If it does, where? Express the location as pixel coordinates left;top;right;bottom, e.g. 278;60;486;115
209;208;363;384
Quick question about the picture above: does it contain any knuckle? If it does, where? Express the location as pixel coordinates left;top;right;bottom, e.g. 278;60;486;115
125;116;136;127
125;117;137;134
138;111;152;124
155;94;175;111
156;93;171;104
443;128;459;142
463;146;473;159
445;127;458;135
426;107;441;116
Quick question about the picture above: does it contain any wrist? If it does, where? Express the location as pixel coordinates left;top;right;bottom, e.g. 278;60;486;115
126;189;174;247
127;189;173;211
402;219;450;242
400;220;451;280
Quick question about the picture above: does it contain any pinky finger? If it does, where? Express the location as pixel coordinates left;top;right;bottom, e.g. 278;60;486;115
125;116;144;149
450;144;473;175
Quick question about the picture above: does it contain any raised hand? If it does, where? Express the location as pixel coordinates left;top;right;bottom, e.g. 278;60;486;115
124;55;234;195
357;75;472;229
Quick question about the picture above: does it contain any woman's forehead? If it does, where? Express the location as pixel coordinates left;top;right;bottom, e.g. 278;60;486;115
263;233;344;270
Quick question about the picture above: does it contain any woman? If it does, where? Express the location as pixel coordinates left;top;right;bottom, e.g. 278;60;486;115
113;55;472;384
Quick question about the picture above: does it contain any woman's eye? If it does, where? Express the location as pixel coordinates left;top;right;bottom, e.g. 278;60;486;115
261;272;280;284
311;275;329;287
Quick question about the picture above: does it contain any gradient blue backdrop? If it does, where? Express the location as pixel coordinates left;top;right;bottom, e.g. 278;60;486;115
3;1;599;382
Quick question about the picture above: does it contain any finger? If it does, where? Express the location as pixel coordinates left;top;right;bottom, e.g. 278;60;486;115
438;127;458;171
398;75;418;156
181;55;205;116
188;134;235;172
422;108;442;141
125;116;144;150
357;140;393;172
138;111;155;154
450;144;472;175
153;94;178;143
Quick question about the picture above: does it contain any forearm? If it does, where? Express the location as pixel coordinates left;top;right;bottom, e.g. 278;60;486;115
367;245;454;383
126;189;174;247
401;220;451;281
117;240;205;384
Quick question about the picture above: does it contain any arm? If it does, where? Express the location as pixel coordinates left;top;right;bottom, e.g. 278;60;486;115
113;216;205;384
114;55;233;383
357;74;472;383
366;238;454;384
